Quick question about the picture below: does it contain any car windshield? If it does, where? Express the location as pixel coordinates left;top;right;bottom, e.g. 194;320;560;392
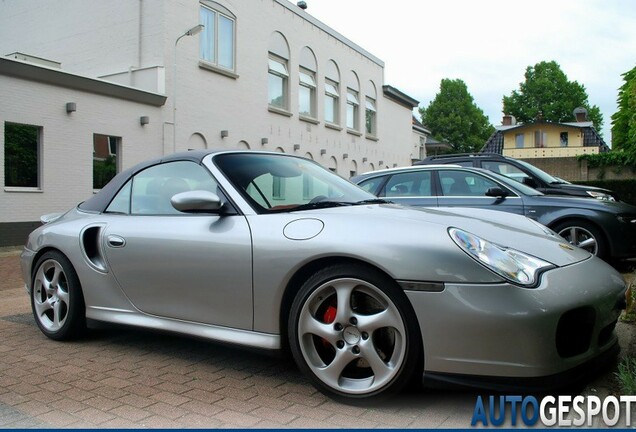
513;159;562;184
484;170;544;196
214;153;376;213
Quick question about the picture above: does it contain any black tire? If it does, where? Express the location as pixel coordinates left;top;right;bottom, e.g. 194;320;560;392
288;263;422;402
553;220;608;260
31;251;86;340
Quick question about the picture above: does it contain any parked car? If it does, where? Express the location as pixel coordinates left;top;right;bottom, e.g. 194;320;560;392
352;165;636;261
22;150;625;401
415;153;618;201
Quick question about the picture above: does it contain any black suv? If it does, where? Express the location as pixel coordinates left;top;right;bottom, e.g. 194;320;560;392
415;153;618;201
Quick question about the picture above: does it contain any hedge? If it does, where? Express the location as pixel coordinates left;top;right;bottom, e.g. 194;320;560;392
574;179;636;206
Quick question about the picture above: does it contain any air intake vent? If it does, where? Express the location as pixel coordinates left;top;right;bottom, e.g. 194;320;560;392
81;225;108;272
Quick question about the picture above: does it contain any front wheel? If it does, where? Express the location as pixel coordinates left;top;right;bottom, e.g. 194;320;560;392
553;220;608;260
31;251;86;340
288;264;422;402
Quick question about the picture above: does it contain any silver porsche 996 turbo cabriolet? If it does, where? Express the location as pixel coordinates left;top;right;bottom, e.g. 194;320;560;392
21;150;626;402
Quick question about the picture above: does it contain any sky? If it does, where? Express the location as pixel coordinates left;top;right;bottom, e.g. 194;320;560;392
291;0;636;142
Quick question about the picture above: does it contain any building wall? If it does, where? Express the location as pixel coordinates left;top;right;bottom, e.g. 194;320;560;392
0;74;163;225
0;0;165;78
520;157;635;182
0;0;417;245
504;146;600;159
0;0;415;176
502;124;584;152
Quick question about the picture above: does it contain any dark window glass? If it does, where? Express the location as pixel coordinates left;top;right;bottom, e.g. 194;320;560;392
4;122;39;187
384;171;432;197
93;134;120;189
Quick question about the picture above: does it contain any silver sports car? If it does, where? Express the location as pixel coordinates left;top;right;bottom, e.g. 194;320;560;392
21;150;626;401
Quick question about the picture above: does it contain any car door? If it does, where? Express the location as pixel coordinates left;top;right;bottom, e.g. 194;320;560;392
101;160;253;330
436;169;524;215
379;170;438;207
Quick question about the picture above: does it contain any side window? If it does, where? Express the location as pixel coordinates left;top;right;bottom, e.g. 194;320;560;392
357;176;385;195
106;161;218;215
454;161;474;168
481;161;531;185
384;172;432;197
439;171;498;197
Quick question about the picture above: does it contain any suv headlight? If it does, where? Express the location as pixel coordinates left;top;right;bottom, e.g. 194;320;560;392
449;228;554;287
618;214;636;224
587;191;615;201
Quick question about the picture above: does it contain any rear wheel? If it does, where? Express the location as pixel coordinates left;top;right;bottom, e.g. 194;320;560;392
554;220;608;260
31;251;86;340
288;264;422;402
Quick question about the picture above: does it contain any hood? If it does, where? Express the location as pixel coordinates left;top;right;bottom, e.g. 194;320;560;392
529;194;636;213
311;204;591;267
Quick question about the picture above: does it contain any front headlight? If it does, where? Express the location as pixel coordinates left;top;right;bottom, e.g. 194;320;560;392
586;191;615;201
617;214;636;224
449;228;554;287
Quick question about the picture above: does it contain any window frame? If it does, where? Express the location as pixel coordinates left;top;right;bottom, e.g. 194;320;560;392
324;79;340;126
199;2;236;73
268;54;290;112
365;96;377;137
298;68;317;120
346;89;360;131
3;122;42;191
93;134;121;191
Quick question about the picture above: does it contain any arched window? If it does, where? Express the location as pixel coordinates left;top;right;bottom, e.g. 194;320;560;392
325;60;340;125
299;47;317;120
349;160;358;178
268;32;290;112
328;156;338;173
199;1;236;71
346;71;360;131
365;80;378;137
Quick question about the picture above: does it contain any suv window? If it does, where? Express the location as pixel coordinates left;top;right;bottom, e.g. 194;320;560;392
439;170;499;197
383;171;432;197
357;176;386;195
481;161;532;185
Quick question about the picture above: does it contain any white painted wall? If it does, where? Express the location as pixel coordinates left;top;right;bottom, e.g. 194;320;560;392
0;74;163;223
0;0;417;225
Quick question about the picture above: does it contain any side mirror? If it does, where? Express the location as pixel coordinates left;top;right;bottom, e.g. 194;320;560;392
522;177;538;188
485;187;509;198
171;190;222;213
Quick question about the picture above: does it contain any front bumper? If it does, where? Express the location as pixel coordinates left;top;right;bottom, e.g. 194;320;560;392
406;256;626;381
20;246;36;294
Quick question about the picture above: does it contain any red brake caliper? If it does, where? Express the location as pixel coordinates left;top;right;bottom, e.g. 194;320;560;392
321;305;337;348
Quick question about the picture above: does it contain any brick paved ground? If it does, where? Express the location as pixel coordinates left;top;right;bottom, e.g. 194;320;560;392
0;250;480;428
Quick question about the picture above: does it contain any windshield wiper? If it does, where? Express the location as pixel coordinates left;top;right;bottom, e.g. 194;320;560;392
292;201;353;211
353;198;392;205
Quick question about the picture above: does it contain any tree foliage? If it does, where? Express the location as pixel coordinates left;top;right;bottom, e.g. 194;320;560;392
503;61;603;132
420;79;494;153
611;65;636;154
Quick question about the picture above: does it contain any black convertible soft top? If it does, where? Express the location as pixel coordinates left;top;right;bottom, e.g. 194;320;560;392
78;150;215;213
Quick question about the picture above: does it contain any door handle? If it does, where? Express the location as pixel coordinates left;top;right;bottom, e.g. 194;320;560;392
107;235;126;248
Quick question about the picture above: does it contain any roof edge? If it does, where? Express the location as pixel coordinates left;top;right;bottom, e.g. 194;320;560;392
383;85;419;109
0;57;167;107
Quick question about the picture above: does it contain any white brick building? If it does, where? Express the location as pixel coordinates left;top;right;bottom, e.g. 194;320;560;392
0;0;422;245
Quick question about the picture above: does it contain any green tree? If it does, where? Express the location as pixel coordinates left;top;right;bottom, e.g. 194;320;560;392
503;61;603;132
420;79;494;153
611;65;636;154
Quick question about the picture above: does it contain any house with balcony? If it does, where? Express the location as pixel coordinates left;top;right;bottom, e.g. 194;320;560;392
481;108;608;158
